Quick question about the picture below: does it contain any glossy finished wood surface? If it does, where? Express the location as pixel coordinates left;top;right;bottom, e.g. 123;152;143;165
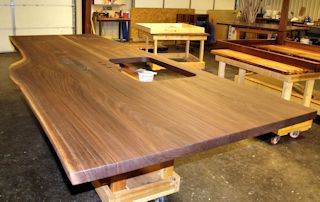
10;35;316;185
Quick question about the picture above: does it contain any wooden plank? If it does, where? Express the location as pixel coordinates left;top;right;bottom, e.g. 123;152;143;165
218;62;226;78
215;55;320;82
237;69;246;84
217;21;307;32
285;40;320;53
255;45;320;62
93;172;180;202
303;80;315;107
110;176;127;192
135;23;205;34
212;49;307;74
10;35;317;186
216;40;320;72
281;81;293;100
277;0;290;44
276;120;313;136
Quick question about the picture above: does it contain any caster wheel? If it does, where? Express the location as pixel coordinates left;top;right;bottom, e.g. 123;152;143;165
289;131;300;139
153;196;168;202
270;136;281;145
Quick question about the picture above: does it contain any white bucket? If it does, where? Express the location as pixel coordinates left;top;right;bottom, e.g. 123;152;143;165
300;38;310;44
136;69;157;82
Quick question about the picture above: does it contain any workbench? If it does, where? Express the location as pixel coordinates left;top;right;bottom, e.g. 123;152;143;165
96;16;131;41
212;40;320;144
218;21;307;40
9;35;316;201
136;23;208;69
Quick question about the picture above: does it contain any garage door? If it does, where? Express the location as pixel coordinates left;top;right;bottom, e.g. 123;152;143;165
0;0;75;53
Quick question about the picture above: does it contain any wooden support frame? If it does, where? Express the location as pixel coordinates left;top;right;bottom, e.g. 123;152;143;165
216;40;320;72
136;23;208;70
214;54;319;137
92;161;180;202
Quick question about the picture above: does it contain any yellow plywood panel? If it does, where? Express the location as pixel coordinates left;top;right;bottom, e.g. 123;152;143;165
207;10;236;40
136;23;205;34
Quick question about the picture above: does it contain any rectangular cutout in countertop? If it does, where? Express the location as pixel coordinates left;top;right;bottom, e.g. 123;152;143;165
110;57;196;81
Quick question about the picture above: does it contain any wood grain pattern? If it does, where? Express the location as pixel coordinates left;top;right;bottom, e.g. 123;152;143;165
216;40;320;71
255;45;320;62
217;21;307;32
135;23;205;35
130;8;195;42
212;49;307;74
9;35;316;185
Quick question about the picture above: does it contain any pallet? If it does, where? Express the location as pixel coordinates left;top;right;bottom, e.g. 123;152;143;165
92;161;180;202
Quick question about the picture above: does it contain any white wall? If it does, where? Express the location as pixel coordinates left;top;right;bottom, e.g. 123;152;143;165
134;0;235;12
0;0;75;53
135;0;163;8
164;0;189;8
0;1;14;52
215;0;235;10
261;0;320;21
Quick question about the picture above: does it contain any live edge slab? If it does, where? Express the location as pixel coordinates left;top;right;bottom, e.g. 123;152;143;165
10;35;316;201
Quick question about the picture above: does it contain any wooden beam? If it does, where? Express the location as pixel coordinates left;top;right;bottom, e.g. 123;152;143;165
277;0;290;44
82;0;92;34
216;40;320;72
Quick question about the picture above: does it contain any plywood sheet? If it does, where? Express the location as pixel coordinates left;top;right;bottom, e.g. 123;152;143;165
136;23;205;34
207;10;236;40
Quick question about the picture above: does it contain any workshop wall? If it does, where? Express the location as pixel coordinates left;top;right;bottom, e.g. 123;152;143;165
261;0;320;21
0;0;81;53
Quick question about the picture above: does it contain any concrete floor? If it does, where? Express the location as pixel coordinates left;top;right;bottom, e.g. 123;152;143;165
0;45;320;202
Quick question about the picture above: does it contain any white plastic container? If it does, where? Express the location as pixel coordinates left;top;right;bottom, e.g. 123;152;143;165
136;69;157;82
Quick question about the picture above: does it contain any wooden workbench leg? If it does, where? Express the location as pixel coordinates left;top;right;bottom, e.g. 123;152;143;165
110;175;127;192
154;40;158;55
185;40;190;59
128;21;131;41
99;21;102;36
235;29;240;40
199;40;204;62
281;81;293;101
161;160;174;178
302;80;315;107
145;35;149;53
218;62;226;78
237;69;246;84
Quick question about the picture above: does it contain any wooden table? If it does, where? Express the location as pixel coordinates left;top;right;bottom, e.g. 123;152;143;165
218;21;307;40
136;23;208;69
9;35;316;201
96;17;131;41
212;44;320;143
